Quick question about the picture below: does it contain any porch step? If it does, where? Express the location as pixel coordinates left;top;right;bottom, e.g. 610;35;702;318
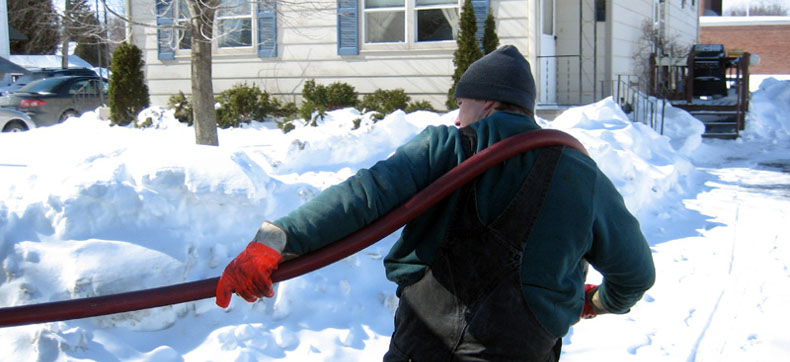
688;110;739;139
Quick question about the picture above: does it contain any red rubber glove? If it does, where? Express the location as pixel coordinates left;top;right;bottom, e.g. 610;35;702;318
216;241;282;308
581;284;599;319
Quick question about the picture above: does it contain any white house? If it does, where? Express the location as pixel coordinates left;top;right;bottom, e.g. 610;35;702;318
130;0;700;111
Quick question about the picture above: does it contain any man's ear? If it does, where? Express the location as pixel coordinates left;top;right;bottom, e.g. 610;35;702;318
483;100;497;110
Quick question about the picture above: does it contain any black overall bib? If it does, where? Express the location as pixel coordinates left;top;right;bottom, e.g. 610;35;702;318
384;129;563;362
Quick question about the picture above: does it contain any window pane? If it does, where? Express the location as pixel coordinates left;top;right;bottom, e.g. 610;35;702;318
365;11;405;43
178;0;190;20
417;9;456;41
365;0;404;8
218;18;252;47
542;0;553;35
416;0;456;6
178;23;191;50
218;0;249;17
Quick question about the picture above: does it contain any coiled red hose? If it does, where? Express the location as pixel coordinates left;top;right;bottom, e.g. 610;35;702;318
0;129;587;328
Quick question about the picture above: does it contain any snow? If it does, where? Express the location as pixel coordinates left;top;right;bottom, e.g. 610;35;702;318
1;77;789;361
8;55;94;70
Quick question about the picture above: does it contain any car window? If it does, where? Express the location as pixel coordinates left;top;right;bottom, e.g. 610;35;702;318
17;78;64;93
13;73;46;85
69;80;93;95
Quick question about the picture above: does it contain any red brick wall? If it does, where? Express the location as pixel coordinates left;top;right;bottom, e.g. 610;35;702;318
700;24;790;74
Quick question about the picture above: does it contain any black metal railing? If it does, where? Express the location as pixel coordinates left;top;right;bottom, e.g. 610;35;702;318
610;75;667;135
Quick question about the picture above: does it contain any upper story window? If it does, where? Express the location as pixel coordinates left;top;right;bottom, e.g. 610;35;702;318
362;0;459;45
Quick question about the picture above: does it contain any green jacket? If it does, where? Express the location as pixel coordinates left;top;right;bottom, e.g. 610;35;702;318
275;111;655;337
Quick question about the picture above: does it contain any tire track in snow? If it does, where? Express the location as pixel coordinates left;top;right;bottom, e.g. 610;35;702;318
689;164;790;361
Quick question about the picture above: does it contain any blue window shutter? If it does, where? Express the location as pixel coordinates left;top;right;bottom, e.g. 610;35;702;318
471;0;489;50
156;0;175;60
257;0;277;57
337;0;359;55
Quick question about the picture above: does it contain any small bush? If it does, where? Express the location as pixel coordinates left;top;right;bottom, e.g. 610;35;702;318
272;101;298;119
299;100;320;126
360;88;436;120
360;89;410;115
136;117;154;128
300;79;358;125
169;86;296;129
109;42;150;126
406;100;436;113
168;91;193;125
216;83;280;128
277;119;296;133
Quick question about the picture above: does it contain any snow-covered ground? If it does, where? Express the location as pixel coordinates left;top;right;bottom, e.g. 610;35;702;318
0;78;788;361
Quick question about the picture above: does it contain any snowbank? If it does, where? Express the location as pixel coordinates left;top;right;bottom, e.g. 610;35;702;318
1;79;789;360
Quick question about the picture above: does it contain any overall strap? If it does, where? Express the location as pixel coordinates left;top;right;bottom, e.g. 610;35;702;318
489;146;564;249
459;126;478;159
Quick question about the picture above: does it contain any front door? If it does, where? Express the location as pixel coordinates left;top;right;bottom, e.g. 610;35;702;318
539;0;556;104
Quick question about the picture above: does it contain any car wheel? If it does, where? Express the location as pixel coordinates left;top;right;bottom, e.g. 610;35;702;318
2;121;29;132
59;110;79;123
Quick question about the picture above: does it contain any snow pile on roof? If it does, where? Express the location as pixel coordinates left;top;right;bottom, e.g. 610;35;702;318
8;54;93;70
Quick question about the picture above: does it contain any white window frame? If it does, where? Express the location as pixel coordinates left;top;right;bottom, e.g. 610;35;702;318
361;0;460;52
214;0;255;53
173;0;258;57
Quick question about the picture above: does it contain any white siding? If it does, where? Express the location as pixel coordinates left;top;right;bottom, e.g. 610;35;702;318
495;0;533;57
610;0;653;80
610;0;698;81
131;0;697;109
665;0;699;51
134;0;537;110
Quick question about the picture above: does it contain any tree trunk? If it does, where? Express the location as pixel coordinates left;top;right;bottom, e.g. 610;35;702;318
187;0;219;146
61;36;70;69
62;0;71;69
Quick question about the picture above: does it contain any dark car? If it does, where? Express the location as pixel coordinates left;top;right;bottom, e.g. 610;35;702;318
0;76;108;127
0;68;98;96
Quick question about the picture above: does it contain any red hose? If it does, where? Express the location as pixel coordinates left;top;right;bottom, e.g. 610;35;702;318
0;129;587;328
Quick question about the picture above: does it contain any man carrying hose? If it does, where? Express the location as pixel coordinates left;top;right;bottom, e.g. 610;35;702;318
215;45;655;361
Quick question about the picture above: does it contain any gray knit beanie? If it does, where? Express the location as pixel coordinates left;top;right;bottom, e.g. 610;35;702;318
453;45;536;112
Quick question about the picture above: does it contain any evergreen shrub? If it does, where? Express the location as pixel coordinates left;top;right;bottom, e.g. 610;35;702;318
446;0;484;110
482;9;499;55
215;83;279;128
361;89;437;120
406;100;436;113
109;42;150;126
168;91;193;125
299;79;358;125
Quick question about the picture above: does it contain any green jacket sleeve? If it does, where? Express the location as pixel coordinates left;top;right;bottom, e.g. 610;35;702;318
587;172;656;314
274;125;464;256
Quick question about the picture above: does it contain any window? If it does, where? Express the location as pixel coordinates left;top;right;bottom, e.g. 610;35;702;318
416;0;459;42
216;0;253;48
176;0;191;50
595;0;605;22
69;80;92;95
156;0;277;59
362;0;459;44
364;0;405;43
542;0;553;35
